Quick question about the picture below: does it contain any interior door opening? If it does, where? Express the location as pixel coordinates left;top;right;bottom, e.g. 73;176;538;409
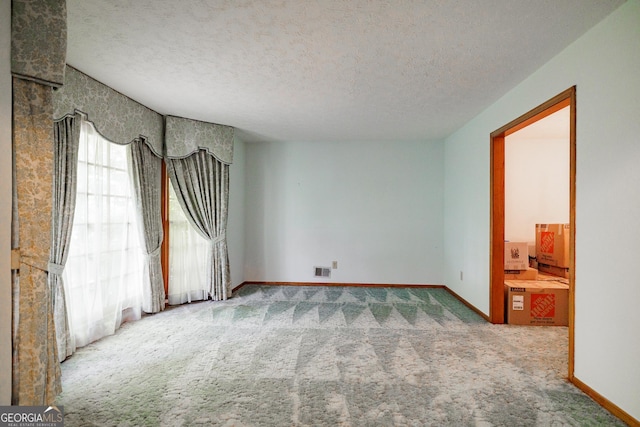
490;86;576;379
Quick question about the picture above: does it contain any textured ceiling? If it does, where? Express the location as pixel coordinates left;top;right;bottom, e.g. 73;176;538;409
66;0;624;143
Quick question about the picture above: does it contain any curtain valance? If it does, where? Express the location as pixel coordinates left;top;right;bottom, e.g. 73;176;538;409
165;116;234;164
11;0;67;87
53;66;164;156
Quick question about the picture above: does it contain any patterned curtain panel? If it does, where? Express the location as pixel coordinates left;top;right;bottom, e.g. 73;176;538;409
11;0;67;87
52;65;166;317
12;77;61;405
167;151;232;301
50;113;82;362
128;139;165;313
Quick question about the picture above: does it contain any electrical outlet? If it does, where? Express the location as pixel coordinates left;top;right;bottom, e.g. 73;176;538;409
332;261;338;269
460;271;463;281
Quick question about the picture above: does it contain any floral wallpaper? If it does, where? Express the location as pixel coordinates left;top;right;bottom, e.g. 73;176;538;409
53;66;164;156
13;79;54;272
165;115;234;164
12;78;61;404
11;0;67;87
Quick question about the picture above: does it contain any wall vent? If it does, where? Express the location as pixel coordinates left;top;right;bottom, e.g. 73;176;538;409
314;267;331;278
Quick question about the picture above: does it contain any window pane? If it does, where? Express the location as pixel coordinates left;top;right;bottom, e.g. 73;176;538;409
110;143;128;169
77;135;87;161
108;196;130;222
85;131;96;160
109;169;131;197
76;162;87;194
168;181;209;305
64;119;143;349
87;194;101;217
86;164;99;194
73;193;87;224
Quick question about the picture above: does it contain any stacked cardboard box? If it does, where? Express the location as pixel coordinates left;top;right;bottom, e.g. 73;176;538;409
505;280;569;326
535;224;570;278
504;241;538;280
538;264;570;278
504;267;538;280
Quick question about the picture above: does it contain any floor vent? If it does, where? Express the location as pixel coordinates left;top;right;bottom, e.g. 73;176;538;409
314;267;331;278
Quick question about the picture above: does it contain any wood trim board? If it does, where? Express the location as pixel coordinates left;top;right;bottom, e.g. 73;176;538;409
571;376;640;427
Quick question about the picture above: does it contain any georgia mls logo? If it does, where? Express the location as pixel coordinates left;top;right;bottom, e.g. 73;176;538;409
44;406;64;421
0;405;64;426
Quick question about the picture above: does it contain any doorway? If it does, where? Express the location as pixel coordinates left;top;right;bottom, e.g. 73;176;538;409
490;86;576;378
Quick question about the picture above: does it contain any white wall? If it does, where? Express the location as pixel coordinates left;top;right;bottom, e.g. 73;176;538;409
505;135;569;244
228;137;246;289
443;120;491;312
444;0;640;420
0;0;12;405
245;140;444;285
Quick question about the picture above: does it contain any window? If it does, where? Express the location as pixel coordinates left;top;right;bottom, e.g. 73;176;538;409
167;181;209;305
63;119;143;348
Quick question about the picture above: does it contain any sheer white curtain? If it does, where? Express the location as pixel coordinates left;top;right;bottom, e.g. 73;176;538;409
63;120;143;348
167;181;208;305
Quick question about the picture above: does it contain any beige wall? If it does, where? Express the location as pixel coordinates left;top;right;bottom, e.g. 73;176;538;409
505;108;570;245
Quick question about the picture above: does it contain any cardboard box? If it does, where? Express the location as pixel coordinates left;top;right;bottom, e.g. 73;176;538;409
538;271;569;284
505;280;569;326
504;267;538;280
536;224;570;268
504;241;529;270
538;263;570;279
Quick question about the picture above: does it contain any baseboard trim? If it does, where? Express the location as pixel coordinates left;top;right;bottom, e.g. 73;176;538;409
240;281;445;289
443;286;491;323
232;282;247;292
571;376;639;427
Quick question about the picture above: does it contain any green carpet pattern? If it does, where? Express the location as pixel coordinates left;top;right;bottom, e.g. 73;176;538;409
57;285;624;426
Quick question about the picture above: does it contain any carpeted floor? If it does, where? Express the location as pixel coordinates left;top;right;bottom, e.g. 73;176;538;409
56;285;624;426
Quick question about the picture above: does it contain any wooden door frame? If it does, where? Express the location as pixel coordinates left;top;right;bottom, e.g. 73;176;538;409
490;86;576;379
